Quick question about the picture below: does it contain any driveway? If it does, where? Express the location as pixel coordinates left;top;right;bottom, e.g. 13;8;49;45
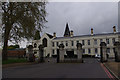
2;58;113;79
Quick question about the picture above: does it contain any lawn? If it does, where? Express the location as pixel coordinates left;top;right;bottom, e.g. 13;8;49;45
2;58;28;64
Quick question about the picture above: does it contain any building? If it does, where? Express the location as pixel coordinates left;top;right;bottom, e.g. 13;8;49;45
27;23;120;58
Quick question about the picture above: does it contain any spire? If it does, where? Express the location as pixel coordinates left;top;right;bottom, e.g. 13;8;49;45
64;23;70;37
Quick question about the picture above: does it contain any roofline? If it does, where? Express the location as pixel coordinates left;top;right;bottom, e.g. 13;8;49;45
53;32;120;40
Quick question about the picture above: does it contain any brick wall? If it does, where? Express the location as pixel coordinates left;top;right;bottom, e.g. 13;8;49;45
7;50;26;57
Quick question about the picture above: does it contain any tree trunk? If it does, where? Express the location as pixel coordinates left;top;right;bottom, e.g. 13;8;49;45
2;18;12;60
2;3;13;61
2;25;11;61
2;37;8;60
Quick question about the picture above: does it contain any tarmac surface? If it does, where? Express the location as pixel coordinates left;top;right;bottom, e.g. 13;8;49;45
2;58;112;79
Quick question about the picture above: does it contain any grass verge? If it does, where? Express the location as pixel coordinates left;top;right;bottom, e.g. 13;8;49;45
2;58;27;65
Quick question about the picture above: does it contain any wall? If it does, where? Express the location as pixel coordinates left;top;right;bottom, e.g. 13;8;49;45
52;33;120;58
7;50;26;57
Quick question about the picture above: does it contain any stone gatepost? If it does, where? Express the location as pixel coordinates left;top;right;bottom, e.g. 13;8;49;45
114;42;120;62
27;45;34;62
57;49;60;63
58;44;65;62
100;42;107;62
76;43;83;62
38;45;44;63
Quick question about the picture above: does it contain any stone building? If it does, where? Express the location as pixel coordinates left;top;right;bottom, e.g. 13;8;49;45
26;23;120;58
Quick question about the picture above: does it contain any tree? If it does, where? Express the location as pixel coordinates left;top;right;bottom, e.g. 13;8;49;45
34;30;41;40
1;2;47;60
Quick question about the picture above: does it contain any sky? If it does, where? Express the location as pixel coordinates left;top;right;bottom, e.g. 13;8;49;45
119;1;120;31
42;2;118;37
7;2;118;48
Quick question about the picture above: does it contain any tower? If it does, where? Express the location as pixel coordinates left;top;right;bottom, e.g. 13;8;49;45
64;23;70;37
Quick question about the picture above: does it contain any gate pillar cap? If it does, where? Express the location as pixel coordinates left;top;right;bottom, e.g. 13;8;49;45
27;45;33;49
100;42;106;46
58;44;64;49
38;44;44;49
114;41;120;46
76;43;82;48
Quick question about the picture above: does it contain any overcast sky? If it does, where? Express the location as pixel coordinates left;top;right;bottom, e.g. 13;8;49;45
42;2;118;37
7;2;118;48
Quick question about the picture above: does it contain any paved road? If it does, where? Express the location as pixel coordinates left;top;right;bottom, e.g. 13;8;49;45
2;58;111;79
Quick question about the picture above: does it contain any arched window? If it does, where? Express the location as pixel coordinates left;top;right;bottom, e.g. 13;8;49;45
43;38;47;47
34;43;37;48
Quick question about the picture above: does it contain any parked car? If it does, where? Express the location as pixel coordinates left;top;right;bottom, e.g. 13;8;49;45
95;54;101;58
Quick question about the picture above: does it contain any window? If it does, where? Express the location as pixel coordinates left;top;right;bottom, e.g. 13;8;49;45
112;38;115;44
56;42;59;46
52;42;54;47
88;40;90;45
106;39;109;44
107;48;110;53
71;41;74;46
88;48;91;54
43;38;47;47
94;39;97;45
100;39;103;43
76;41;79;44
82;40;84;45
34;43;37;48
95;48;98;54
83;49;85;54
66;41;68;46
52;49;55;54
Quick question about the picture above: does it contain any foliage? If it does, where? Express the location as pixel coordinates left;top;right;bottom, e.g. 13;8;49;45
2;2;47;42
2;58;27;64
7;45;20;50
2;2;47;60
34;30;41;40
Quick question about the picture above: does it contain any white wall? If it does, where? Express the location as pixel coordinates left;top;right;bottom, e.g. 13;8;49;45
29;33;120;58
52;33;120;57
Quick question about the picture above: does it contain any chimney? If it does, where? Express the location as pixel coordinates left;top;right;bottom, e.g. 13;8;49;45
91;28;93;35
113;26;116;33
53;32;56;38
70;30;73;37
